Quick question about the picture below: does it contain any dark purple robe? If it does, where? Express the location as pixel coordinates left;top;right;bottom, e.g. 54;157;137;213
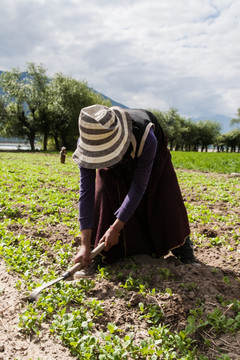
91;144;190;264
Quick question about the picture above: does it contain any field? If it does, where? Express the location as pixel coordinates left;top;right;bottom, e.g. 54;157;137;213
0;151;239;360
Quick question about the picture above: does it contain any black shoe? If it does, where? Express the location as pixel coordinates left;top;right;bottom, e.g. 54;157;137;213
172;237;197;264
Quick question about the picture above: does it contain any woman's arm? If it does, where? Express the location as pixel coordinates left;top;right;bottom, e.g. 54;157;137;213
74;228;93;267
74;168;95;266
114;128;158;222
79;167;96;230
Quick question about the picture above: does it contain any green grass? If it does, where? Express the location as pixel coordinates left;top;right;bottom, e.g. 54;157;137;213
171;151;240;174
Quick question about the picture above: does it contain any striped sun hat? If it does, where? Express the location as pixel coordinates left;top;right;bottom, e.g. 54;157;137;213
72;104;132;169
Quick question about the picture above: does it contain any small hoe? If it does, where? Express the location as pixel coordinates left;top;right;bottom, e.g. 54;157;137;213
29;242;105;302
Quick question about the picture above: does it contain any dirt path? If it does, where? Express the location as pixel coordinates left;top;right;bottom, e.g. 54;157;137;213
0;260;75;360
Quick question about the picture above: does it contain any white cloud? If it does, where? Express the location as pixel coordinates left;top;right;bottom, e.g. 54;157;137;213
0;0;240;124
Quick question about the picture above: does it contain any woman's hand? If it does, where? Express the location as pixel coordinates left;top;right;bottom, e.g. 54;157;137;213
100;220;124;251
74;244;91;268
74;228;92;268
100;227;119;251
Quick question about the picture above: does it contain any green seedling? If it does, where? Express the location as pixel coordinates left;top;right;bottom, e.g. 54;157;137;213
158;267;174;280
120;275;148;292
180;282;198;291
223;276;231;284
138;302;163;325
97;266;111;279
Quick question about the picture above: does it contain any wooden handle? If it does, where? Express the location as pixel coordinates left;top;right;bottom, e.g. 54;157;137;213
89;242;105;259
65;242;105;277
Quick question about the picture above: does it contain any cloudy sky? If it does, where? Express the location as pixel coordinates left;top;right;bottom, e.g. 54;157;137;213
1;0;240;122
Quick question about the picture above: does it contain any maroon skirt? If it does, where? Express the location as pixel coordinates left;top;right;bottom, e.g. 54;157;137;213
91;147;190;264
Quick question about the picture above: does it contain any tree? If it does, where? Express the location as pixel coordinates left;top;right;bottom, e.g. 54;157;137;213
223;129;240;152
0;63;49;150
164;107;183;150
214;134;226;152
179;119;198;151
151;107;184;151
151;109;198;151
0;95;9;135
150;109;168;133
196;120;221;152
47;73;111;150
0;64;112;151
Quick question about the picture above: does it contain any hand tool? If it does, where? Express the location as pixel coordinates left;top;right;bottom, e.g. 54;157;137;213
29;242;105;302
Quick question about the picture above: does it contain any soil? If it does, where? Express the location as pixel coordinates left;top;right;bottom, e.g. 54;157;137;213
0;170;240;360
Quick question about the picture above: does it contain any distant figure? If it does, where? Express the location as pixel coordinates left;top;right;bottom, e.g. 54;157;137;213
60;146;67;163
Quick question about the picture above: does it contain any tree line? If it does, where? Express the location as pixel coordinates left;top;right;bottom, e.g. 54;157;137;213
0;63;240;152
151;108;240;152
0;63;111;151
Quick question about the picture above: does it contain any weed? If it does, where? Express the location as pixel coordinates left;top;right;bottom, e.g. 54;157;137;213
186;305;240;336
120;274;148;292
158;267;174;280
180;282;199;291
138;302;164;325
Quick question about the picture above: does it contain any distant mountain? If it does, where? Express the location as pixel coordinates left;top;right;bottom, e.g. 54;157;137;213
193;114;232;133
90;88;128;108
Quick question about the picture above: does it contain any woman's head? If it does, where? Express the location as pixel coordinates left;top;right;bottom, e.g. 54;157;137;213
73;104;132;169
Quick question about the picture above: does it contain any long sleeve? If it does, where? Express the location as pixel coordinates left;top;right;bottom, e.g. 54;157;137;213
79;167;96;230
114;128;157;223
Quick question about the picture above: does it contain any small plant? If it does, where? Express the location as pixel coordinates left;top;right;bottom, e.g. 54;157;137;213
223;276;231;284
186;305;240;337
158;267;174;280
138;302;164;325
87;298;104;318
120;275;148;292
165;287;173;296
217;355;231;360
50;308;94;356
98;266;111;279
180;282;198;291
19;304;46;336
